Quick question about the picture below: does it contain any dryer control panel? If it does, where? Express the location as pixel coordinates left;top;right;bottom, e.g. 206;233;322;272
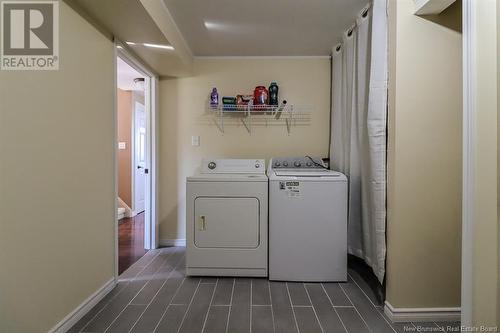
201;159;265;174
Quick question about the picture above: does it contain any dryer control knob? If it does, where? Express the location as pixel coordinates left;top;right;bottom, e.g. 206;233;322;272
255;163;261;168
208;161;217;170
283;161;289;167
306;162;312;167
274;161;281;167
294;161;302;167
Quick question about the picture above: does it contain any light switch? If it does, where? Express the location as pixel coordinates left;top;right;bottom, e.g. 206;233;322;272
118;142;126;150
191;135;200;146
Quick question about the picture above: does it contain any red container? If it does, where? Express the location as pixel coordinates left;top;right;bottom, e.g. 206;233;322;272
253;86;269;106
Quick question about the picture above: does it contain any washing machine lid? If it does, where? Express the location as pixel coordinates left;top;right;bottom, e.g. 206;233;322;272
188;173;268;182
274;169;343;177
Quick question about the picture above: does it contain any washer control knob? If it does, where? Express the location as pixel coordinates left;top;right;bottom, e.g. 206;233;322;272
274;161;281;167
283;161;289;167
255;162;261;169
208;161;216;170
306;161;312;167
294;161;302;167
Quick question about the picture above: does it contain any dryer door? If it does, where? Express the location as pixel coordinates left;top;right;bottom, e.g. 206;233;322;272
194;197;260;248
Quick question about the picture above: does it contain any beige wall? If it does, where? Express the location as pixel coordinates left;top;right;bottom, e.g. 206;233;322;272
497;1;500;327
118;89;133;207
159;58;330;241
470;0;498;326
386;0;462;308
0;3;115;333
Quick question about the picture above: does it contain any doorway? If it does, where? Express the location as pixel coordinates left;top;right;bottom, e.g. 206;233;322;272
115;44;158;276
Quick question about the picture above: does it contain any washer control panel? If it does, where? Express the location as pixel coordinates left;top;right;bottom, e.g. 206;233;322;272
271;157;325;169
201;159;265;174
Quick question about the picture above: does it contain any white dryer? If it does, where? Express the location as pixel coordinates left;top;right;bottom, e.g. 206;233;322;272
186;159;268;277
268;156;348;282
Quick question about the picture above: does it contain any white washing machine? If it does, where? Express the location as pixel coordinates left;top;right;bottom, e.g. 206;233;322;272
268;156;348;282
186;159;268;277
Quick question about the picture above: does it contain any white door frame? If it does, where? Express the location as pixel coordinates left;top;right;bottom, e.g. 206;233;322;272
132;99;146;215
461;0;475;326
114;40;160;279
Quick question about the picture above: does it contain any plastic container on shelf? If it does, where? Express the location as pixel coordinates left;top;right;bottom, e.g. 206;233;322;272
210;87;219;106
269;82;279;106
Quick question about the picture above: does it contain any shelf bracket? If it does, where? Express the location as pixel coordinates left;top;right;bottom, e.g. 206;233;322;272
213;108;224;134
213;118;224;134
285;106;293;135
240;117;251;134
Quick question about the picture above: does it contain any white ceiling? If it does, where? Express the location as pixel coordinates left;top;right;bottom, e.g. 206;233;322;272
66;0;191;76
117;57;144;91
162;0;369;56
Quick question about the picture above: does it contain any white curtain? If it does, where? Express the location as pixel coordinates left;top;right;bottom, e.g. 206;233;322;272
330;0;388;282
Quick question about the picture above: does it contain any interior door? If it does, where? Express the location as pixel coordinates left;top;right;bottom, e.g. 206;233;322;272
134;101;146;213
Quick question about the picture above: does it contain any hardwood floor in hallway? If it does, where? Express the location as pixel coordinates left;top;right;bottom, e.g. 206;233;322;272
119;212;147;275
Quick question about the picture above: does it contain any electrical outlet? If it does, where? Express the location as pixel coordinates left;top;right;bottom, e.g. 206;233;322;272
118;142;126;150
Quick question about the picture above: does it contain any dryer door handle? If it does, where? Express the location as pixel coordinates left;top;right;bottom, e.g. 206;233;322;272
198;215;207;231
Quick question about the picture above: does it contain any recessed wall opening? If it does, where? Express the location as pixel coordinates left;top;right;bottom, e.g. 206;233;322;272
115;46;158;276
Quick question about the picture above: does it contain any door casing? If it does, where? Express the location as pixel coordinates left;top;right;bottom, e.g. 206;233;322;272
114;40;159;281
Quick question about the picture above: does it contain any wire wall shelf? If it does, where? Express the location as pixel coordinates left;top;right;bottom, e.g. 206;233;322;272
205;102;312;135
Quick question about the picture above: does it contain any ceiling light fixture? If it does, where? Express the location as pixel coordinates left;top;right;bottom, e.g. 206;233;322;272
204;21;226;31
204;20;251;34
133;77;145;90
125;41;174;51
143;43;174;50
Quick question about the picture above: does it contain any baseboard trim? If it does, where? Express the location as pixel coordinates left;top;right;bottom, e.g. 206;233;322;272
117;197;135;218
384;301;461;323
160;238;186;247
48;278;116;333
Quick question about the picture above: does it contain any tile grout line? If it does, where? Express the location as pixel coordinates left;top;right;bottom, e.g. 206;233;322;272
333;305;356;308
128;249;177;305
346;272;379;308
268;281;276;333
128;250;185;333
102;249;176;333
250;279;253;333
336;282;355;307
291;305;313;308
224;278;236;333
201;278;218;333
303;284;326;333
320;283;349;333
79;248;164;332
175;278;202;333
152;273;188;333
432;322;446;332
338;281;374;333
285;282;301;333
346;272;398;333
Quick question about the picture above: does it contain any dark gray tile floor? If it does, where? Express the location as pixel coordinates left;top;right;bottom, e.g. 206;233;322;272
69;247;460;333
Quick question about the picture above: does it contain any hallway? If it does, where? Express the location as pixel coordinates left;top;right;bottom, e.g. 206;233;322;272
119;213;147;275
